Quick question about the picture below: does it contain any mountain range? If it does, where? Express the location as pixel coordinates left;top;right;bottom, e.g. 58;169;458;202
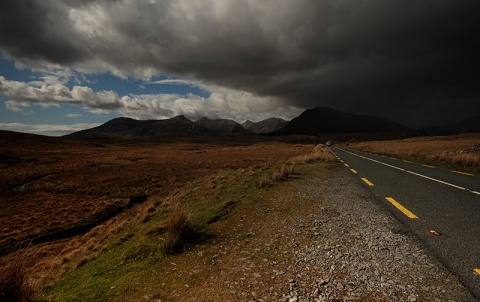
65;107;480;138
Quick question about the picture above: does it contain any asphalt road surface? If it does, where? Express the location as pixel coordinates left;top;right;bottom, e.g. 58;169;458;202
330;146;480;299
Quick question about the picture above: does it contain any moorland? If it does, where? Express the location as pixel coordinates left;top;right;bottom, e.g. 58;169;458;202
0;130;331;301
1;129;479;301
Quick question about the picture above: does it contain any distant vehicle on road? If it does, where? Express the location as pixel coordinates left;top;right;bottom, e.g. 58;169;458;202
326;141;332;146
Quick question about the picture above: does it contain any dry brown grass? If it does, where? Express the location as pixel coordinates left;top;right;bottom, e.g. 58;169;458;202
0;135;315;255
257;175;271;188
347;134;480;172
276;165;294;180
258;144;337;189
163;205;198;255
290;144;337;163
0;261;34;302
0;133;320;291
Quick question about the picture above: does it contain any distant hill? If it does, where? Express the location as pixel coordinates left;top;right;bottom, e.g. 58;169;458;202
242;118;288;134
65;115;212;138
442;115;480;133
65;108;415;138
195;117;249;135
272;107;411;136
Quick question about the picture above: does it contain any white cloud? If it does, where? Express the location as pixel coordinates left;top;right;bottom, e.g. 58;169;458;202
65;113;82;118
1;75;302;122
4;100;31;113
0;122;100;136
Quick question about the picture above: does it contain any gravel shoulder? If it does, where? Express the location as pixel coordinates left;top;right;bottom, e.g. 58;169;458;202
283;166;476;302
158;163;476;301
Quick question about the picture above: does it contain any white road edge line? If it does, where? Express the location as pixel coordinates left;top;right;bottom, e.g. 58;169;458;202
334;147;479;196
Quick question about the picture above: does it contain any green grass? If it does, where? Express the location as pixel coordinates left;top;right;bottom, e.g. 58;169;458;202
37;167;262;301
37;161;332;302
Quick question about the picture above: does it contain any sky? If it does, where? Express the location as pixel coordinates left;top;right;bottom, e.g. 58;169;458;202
1;0;479;136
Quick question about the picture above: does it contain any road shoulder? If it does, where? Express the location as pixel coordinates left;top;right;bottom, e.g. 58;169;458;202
162;163;475;301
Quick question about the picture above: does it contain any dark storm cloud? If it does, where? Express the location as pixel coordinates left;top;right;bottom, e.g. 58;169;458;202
1;0;479;126
0;0;90;64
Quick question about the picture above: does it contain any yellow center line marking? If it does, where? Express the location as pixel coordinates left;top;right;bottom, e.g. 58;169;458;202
350;169;358;174
452;170;475;176
361;178;374;186
344;163;350;167
422;164;435;168
403;160;413;163
474;268;480;275
385;197;419;219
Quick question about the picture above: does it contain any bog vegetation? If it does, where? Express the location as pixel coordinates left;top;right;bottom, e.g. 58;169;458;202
346;134;480;173
0;133;335;301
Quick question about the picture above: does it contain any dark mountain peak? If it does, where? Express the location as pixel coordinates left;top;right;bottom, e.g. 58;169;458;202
106;116;135;122
299;107;347;119
243;117;289;134
196;117;209;122
66;115;208;138
443;114;480;133
170;115;193;123
195;117;249;135
306;107;336;113
273;107;410;136
102;117;138;126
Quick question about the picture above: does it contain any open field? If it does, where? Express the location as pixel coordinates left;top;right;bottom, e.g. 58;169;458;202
0;131;336;300
345;133;480;173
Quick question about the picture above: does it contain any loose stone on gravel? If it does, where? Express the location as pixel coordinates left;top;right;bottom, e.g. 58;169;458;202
277;167;476;301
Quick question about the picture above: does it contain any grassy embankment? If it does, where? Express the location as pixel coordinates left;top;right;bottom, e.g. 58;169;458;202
345;134;480;174
26;144;336;301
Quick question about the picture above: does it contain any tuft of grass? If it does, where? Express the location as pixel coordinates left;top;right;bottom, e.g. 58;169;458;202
257;175;271;188
0;261;34;302
272;164;294;182
290;144;337;163
163;205;199;255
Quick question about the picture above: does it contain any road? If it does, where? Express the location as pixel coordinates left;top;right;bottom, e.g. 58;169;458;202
330;146;480;299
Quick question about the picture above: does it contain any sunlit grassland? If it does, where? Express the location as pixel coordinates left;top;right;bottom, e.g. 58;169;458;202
37;145;335;302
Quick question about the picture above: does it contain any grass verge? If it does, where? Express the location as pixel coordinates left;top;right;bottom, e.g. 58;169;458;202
35;145;334;301
346;135;480;174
